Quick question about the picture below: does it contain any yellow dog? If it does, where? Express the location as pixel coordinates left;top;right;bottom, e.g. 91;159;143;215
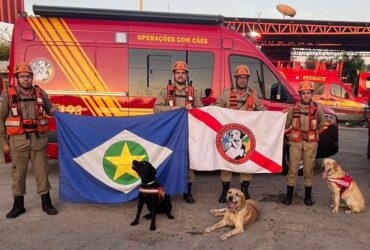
204;188;261;240
322;158;366;214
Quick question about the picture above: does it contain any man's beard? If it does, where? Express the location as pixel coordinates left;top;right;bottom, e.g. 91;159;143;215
18;82;32;90
176;79;186;85
236;84;247;91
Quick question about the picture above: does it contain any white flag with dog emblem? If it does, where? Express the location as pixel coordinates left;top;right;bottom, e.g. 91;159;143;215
189;106;286;173
73;130;172;193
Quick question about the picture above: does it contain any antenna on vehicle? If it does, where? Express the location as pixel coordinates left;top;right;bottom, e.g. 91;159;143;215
255;10;262;18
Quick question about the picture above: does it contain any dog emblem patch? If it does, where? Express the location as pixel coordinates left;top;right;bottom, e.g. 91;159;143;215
216;123;256;164
30;58;54;83
103;141;149;185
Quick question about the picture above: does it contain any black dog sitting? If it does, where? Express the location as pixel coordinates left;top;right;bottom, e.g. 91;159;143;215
130;160;174;231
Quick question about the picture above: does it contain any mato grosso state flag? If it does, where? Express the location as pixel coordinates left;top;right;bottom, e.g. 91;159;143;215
54;110;188;204
189;106;286;173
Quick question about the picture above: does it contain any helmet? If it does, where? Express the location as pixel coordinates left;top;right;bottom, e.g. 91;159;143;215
172;61;188;73
14;63;33;76
298;81;314;92
234;65;250;77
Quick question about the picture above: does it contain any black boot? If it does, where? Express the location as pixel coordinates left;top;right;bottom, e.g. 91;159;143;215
241;181;251;200
183;183;195;204
41;192;58;215
218;182;230;203
304;186;314;206
283;185;294;205
6;196;26;218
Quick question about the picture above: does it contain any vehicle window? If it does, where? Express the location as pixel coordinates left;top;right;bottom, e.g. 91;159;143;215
262;64;279;100
366;77;370;89
188;52;214;98
229;56;263;98
229;55;282;101
313;83;325;95
330;83;349;99
128;49;214;98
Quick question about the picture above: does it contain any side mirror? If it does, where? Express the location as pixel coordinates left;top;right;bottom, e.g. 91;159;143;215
0;75;3;93
204;88;212;98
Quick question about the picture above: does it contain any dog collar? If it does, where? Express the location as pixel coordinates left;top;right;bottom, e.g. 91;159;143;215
139;187;166;200
141;180;156;185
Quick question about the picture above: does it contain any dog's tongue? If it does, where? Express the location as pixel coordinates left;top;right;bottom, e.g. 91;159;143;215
322;171;328;179
227;202;236;209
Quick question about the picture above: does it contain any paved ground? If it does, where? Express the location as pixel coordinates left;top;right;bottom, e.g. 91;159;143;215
0;126;369;250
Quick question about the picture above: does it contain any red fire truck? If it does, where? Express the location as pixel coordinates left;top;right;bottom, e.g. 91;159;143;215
5;5;338;172
278;61;369;122
357;72;370;100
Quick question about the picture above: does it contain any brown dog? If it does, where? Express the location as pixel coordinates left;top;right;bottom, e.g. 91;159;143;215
204;188;261;240
322;158;366;214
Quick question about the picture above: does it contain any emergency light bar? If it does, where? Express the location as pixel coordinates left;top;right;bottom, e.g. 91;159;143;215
33;5;224;25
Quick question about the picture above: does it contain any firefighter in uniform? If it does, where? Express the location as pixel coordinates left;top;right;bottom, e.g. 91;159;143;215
283;81;325;206
154;60;203;204
0;63;59;218
216;65;265;203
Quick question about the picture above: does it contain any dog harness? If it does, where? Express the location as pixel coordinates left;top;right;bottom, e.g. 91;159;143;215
289;102;319;142
139;186;166;200
327;174;353;196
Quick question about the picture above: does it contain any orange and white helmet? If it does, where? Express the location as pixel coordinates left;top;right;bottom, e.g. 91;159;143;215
14;63;33;76
172;61;188;73
298;81;314;92
234;65;250;77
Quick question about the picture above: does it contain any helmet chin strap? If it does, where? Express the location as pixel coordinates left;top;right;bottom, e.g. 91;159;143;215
235;83;248;92
17;80;33;91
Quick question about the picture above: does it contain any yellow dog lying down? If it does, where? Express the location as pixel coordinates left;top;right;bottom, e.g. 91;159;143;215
204;188;261;240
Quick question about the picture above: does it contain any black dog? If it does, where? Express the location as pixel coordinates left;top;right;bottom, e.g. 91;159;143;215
130;160;174;231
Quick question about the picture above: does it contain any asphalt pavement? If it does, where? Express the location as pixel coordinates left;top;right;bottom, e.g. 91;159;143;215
0;126;369;250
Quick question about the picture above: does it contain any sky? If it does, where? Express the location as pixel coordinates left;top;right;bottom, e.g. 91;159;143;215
21;0;370;22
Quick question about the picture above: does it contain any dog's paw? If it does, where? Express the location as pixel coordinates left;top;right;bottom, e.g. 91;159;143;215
150;225;156;231
204;227;213;233
345;209;353;214
330;204;335;208
331;207;339;213
131;220;139;226
220;234;230;241
209;209;217;214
